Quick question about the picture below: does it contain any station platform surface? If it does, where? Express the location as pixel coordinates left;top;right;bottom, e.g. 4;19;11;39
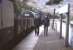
13;25;73;50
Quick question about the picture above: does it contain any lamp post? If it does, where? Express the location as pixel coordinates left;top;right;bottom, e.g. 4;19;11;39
65;3;70;47
60;14;63;39
52;8;55;30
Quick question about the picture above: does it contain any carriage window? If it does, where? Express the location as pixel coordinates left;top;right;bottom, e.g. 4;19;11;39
0;0;2;3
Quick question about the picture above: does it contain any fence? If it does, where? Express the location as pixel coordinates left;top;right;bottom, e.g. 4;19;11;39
54;19;73;47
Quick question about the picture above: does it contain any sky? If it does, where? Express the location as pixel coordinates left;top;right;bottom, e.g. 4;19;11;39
36;0;48;8
26;0;73;15
27;0;49;8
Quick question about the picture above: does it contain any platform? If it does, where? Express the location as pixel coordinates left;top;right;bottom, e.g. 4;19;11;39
13;25;73;50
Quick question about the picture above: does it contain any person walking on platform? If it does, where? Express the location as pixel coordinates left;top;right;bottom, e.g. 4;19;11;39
44;16;50;36
34;18;40;36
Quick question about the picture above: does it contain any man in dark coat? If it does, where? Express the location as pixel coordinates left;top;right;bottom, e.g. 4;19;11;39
44;16;50;36
34;18;40;36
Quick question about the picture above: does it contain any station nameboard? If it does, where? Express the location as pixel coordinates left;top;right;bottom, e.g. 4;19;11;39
55;4;68;14
24;14;30;16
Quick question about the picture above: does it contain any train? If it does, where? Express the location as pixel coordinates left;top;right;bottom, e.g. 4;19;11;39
0;10;45;50
15;10;45;34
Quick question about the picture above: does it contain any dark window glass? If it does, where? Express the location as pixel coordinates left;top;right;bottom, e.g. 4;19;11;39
0;0;2;3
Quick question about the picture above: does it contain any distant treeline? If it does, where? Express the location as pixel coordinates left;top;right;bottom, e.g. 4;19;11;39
46;0;63;5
